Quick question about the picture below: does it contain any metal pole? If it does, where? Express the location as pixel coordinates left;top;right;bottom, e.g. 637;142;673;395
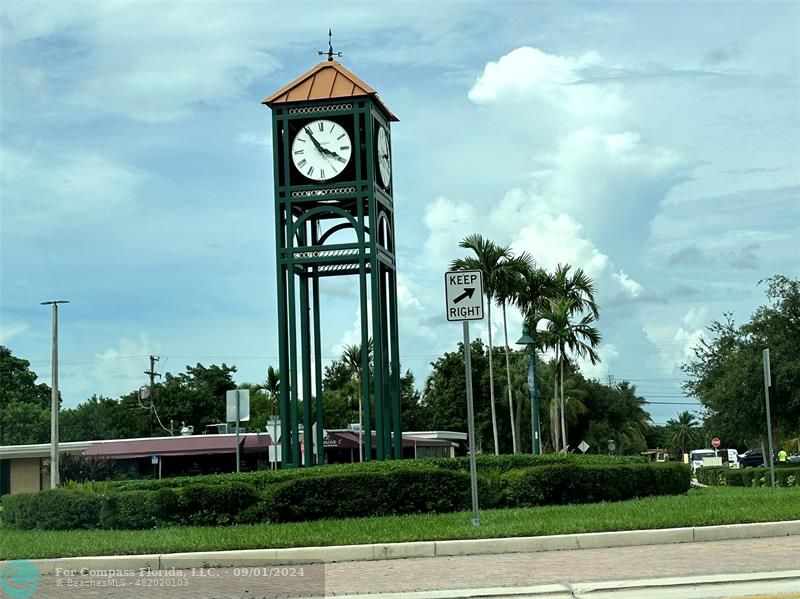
763;348;776;488
41;300;68;489
463;321;480;527
236;390;241;473
528;354;541;454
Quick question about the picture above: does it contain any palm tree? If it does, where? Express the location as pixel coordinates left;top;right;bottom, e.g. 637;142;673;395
547;265;600;451
452;234;515;454
494;253;536;453
666;411;699;456
540;297;601;451
513;265;558;453
342;340;373;461
552;263;599;319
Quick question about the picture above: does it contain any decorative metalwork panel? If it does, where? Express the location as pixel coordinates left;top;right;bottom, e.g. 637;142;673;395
288;103;353;115
293;248;363;260
291;186;357;198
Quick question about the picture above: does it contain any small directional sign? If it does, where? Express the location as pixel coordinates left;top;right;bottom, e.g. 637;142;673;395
445;270;484;321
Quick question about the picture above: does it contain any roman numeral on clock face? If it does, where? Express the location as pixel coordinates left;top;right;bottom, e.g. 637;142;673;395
307;166;314;176
298;159;307;167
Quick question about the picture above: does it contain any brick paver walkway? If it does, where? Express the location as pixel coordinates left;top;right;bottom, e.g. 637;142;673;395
25;535;800;598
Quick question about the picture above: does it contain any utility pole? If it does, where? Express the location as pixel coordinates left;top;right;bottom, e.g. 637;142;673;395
763;348;776;488
144;355;161;434
41;300;69;489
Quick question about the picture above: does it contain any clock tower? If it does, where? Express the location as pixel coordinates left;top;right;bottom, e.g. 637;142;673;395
263;51;402;467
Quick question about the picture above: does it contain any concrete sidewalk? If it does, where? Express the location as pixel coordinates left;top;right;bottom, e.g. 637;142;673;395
26;519;800;574
22;535;800;598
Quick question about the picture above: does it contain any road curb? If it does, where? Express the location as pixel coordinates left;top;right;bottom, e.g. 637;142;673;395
311;570;800;599
25;519;800;574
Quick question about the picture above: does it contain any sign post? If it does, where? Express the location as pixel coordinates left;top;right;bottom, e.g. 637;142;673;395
445;270;484;526
226;389;251;473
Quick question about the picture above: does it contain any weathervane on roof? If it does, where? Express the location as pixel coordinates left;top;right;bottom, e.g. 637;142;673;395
318;28;342;62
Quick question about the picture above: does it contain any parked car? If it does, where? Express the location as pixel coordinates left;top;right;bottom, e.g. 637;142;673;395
787;454;800;464
738;449;766;468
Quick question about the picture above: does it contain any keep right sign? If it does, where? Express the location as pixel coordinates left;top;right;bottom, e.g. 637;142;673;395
445;270;484;322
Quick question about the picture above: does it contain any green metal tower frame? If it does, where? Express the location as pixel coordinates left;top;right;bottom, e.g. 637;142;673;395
265;70;402;467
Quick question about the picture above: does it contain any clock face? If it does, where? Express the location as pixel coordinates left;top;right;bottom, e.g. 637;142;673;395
376;125;391;188
291;119;352;182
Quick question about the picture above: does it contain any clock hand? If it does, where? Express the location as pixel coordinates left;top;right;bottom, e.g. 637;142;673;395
304;127;344;162
304;126;327;153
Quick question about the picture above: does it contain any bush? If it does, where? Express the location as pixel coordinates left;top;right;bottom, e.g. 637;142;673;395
2;490;104;530
100;490;161;529
502;462;690;507
699;466;800;487
696;467;728;486
176;482;259;526
102;453;648;494
4;481;260;530
265;468;475;523
3;459;684;530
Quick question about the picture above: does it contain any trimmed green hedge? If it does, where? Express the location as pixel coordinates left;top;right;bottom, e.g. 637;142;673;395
2;481;259;530
697;465;800;487
502;462;690;507
262;468;476;523
104;453;648;493
1;460;686;530
1;489;104;530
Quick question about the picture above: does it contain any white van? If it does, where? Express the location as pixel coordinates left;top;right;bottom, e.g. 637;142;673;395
690;449;717;474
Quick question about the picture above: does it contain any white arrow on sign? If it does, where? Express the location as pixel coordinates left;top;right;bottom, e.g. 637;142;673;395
445;270;485;322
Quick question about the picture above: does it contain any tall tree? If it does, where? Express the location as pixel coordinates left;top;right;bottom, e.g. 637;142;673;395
495;252;534;453
683;275;800;447
540;297;601;451
421;339;494;451
547;265;601;451
342;341;373;461
248;366;280;433
513;265;558;452
451;234;515;454
0;346;53;445
666;411;700;456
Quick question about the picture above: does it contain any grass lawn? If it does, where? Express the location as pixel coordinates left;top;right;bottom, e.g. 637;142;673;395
2;486;799;560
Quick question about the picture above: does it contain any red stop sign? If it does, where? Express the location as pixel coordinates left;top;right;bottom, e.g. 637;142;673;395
711;437;721;448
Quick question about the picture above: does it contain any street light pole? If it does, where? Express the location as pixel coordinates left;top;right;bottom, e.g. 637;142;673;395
516;324;541;454
41;300;69;489
763;348;776;488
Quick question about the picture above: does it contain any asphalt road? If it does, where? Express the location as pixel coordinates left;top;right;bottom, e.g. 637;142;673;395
24;535;800;598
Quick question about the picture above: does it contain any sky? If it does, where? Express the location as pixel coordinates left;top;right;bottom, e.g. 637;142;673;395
1;1;798;429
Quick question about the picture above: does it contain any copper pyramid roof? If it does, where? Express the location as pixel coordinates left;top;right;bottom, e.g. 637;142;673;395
262;60;398;121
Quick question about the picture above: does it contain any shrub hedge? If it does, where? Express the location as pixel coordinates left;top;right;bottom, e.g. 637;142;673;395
697;465;800;487
2;481;260;530
502;462;690;507
264;468;476;523
103;453;648;493
1;489;104;530
1;459;687;530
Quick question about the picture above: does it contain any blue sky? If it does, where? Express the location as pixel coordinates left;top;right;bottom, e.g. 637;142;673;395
2;1;798;428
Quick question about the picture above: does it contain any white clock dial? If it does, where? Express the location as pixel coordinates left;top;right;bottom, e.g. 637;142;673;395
291;119;352;182
376;125;391;188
